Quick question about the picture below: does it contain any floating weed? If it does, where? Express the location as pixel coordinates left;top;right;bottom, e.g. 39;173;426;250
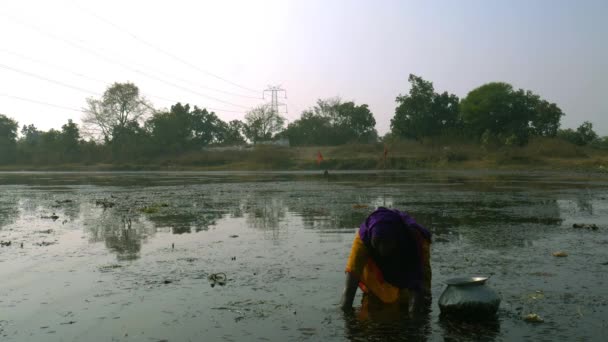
139;203;169;214
98;264;124;272
140;206;160;214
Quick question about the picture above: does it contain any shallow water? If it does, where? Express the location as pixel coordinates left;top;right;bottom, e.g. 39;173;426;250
0;171;607;341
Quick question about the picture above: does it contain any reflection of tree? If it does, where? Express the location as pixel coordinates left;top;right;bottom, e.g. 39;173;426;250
246;197;285;229
438;314;500;341
0;197;19;230
574;193;594;215
146;210;224;234
284;193;373;233
51;198;81;222
85;209;153;261
104;217;142;261
343;301;432;342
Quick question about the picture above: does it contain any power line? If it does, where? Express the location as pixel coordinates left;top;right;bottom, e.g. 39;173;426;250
0;90;246;118
0;48;108;86
0;93;82;112
145;94;245;114
71;2;261;94
0;49;246;115
0;63;101;96
0;13;253;110
3;41;260;100
0;62;246;116
134;63;262;100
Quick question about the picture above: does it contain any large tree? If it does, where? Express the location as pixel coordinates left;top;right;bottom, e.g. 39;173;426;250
285;98;377;146
147;103;193;154
110;121;150;161
219;120;247;146
243;105;285;144
530;99;564;137
390;74;460;139
0;114;18;164
461;82;565;144
189;106;227;147
284;111;333;146
82;82;151;141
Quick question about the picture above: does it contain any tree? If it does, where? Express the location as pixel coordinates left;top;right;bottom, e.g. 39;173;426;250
82;82;151;141
17;124;41;163
147;103;193;154
284;111;333;146
243;105;285;144
334;101;377;143
190;106;227;147
0;114;18;164
461;82;566;145
285;98;377;146
60;119;81;161
461;83;534;144
530;99;563;137
577;121;598;145
559;121;599;146
110;121;150;161
391;74;460;139
219;120;247;146
38;129;62;164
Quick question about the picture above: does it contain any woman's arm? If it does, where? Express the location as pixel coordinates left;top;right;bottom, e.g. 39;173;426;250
340;272;359;310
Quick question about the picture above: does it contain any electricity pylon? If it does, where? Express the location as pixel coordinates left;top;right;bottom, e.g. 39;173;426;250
263;85;287;116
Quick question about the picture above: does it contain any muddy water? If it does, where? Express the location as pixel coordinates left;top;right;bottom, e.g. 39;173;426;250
0;171;607;341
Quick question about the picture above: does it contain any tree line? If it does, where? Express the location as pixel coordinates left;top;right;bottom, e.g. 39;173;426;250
0;76;605;165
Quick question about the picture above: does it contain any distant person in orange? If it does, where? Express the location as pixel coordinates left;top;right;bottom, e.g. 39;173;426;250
340;207;432;312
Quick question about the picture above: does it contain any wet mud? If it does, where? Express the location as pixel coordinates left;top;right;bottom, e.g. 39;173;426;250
0;171;607;341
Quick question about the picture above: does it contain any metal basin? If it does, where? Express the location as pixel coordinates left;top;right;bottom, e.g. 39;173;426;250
444;276;489;286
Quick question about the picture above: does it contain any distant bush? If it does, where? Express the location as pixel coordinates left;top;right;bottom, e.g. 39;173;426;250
247;145;294;169
524;137;587;158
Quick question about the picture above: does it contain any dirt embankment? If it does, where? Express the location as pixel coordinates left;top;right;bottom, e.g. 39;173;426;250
2;138;608;173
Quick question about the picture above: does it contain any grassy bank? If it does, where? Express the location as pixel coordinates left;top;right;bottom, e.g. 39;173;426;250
2;138;608;172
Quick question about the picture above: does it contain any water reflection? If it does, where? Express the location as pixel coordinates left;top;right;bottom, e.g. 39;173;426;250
343;299;432;342
147;211;224;234
1;172;607;342
438;315;500;341
0;173;599;261
85;210;153;261
574;193;594;215
0;197;19;230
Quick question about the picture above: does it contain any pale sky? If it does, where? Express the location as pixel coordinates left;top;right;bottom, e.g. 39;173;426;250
1;0;607;136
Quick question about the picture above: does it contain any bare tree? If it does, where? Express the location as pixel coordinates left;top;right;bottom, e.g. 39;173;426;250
243;104;285;144
82;82;152;141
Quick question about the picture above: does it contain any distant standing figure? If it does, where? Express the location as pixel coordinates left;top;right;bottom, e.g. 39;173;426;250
340;207;432;311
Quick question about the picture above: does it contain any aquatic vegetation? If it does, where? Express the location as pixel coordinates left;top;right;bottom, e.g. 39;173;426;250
98;264;124;272
208;273;227;287
140;203;169;214
140;206;160;214
572;223;599;230
523;313;544;323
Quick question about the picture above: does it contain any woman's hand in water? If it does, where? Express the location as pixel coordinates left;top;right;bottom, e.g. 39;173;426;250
340;272;359;311
410;291;432;315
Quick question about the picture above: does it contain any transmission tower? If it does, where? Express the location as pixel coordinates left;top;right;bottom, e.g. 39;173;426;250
263;85;287;116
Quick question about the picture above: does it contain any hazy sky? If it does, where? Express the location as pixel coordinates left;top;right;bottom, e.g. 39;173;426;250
1;0;607;135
